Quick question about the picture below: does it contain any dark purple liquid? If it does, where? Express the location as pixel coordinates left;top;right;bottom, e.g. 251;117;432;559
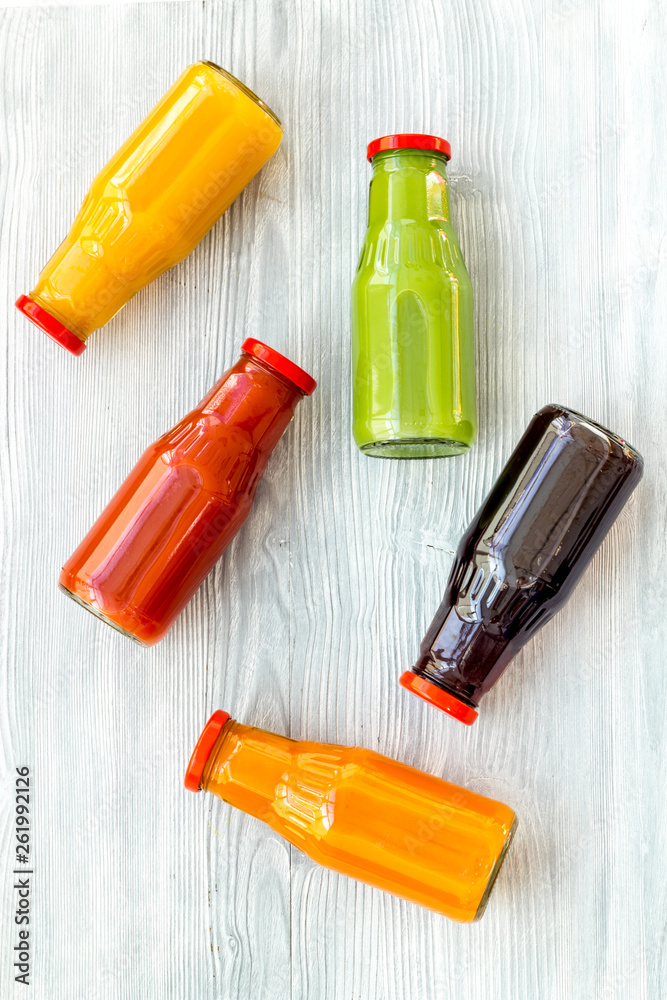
407;405;643;714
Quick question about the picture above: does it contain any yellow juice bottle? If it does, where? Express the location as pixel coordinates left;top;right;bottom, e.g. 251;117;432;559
16;62;283;354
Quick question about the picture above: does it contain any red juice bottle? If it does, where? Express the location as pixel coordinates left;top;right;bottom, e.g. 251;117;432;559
400;405;643;723
59;339;316;645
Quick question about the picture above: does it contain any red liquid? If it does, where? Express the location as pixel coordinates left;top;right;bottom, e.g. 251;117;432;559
60;347;313;644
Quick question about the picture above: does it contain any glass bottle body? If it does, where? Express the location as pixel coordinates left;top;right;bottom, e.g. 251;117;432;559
17;63;283;352
196;717;516;923
351;149;476;458
59;345;312;644
401;405;644;721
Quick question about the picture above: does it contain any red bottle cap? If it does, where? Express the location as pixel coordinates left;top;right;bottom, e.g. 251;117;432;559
399;671;478;725
366;134;451;162
242;338;317;396
184;710;231;792
15;295;87;356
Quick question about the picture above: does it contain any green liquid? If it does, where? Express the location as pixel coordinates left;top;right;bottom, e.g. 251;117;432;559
351;150;476;458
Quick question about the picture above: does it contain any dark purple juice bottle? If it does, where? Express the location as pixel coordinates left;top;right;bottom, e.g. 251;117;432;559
400;405;643;724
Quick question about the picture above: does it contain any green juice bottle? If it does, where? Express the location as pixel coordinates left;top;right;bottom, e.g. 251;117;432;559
351;134;476;458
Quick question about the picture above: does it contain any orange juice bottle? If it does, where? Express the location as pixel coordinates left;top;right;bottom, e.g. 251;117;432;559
16;62;283;354
186;712;517;922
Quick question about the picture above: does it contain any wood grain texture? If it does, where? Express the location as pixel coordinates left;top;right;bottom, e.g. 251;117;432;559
0;1;665;998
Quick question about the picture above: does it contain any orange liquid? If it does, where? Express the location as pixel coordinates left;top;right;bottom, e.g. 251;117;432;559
26;63;282;345
202;721;517;922
59;354;303;644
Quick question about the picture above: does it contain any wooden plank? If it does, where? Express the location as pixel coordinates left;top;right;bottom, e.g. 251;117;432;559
0;1;664;998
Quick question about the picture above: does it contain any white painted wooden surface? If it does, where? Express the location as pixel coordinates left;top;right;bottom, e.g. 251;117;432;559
0;1;665;998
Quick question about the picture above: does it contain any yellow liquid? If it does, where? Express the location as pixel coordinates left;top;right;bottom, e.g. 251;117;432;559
202;721;516;922
29;63;283;344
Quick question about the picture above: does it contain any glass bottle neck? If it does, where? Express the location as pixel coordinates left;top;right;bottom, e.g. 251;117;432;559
198;354;303;456
368;150;451;224
202;721;294;822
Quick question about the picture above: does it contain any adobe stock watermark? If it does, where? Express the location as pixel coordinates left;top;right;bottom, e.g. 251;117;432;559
52;64;166;185
13;767;33;986
402;788;471;857
530;786;643;904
